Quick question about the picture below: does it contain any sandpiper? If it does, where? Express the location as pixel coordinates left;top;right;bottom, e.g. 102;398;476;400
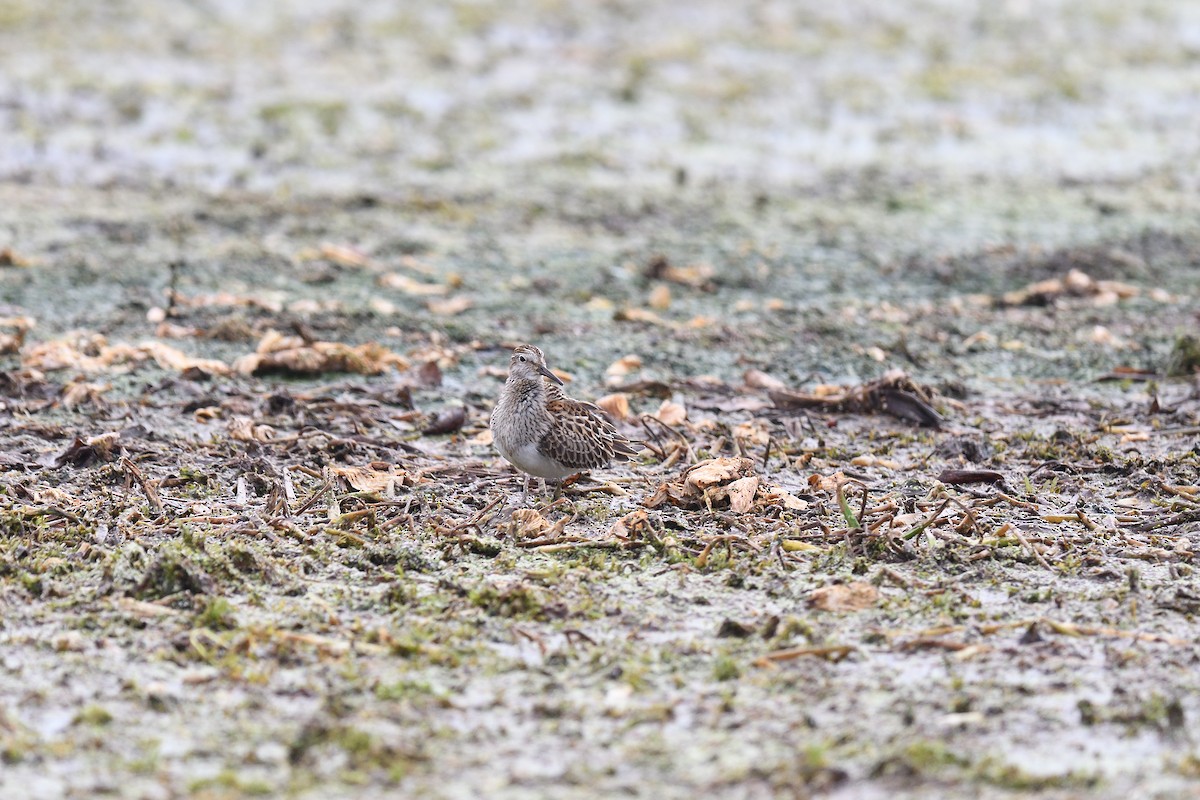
490;344;639;499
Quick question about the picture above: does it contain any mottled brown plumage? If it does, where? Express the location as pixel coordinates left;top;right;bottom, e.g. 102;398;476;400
490;344;639;497
541;382;641;470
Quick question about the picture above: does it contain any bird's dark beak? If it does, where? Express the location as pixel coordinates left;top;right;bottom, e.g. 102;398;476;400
538;365;565;386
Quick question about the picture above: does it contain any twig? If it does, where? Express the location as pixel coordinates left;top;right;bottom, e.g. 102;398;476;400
637;416;668;459
754;645;855;666
997;492;1039;511
524;539;627;552
318;526;366;546
564;629;597;647
121;457;165;518
294;481;332;516
1013;526;1053;570
639;415;696;464
1125;508;1200;533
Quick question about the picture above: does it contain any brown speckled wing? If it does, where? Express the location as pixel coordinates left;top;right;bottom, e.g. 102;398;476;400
541;396;640;471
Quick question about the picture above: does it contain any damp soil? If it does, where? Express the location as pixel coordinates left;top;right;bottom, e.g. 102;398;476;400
3;2;1200;799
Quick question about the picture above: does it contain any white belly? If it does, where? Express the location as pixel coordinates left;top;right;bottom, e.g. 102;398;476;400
498;441;576;482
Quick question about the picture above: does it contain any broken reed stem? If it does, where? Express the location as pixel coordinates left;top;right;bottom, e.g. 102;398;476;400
639;415;696;464
1013;526;1053;570
754;644;855;666
294;481;332;516
121;456;165;518
903;498;950;540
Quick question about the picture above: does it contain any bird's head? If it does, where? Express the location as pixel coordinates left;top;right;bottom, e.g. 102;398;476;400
508;344;564;385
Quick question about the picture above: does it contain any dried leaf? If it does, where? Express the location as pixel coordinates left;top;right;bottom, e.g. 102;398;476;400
644;254;715;289
332;465;412;493
61;381;108;410
369;297;396;315
21;334;230;376
938;469;1005;486
51;432;122;468
288;299;343;314
880;389;943;429
154;322;198;339
0;330;24;355
378;273;448;295
610;509;653;540
849;454;900;469
652;399;687;426
403;360;443;389
808;471;848;493
1001;268;1149;308
227;416;275;442
426;296;473;316
716;618;756;638
193;406;222;422
760;489;810;511
648;284;671;310
502;508;565;540
316;243;371;268
605;355;643;378
645;457;758;511
424;406;466;435
595;393;631;421
726;475;760;513
769;371;945;428
0;315;33;355
614;307;667;326
141;342;230;376
0;248;34;268
733;420;770;446
809;582;879;612
744;369;786;391
686;457;756;492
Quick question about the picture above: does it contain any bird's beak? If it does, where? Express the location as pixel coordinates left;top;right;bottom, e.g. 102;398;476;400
538;365;565;386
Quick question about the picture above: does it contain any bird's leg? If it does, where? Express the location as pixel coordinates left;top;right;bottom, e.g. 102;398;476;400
522;473;531;505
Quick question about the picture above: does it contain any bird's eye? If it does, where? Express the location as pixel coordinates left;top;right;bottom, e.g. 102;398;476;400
518;356;527;362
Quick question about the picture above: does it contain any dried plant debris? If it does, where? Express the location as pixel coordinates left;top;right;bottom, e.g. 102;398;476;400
227;416;276;442
999;268;1159;307
0;247;34;267
423;405;467;435
594;392;632;421
49;431;123;467
297;242;375;269
233;330;409;376
23;334;230;376
331;464;415;494
645;457;760;513
768;369;946;428
808;581;880;612
642;253;716;290
937;469;1006;486
0;315;34;354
